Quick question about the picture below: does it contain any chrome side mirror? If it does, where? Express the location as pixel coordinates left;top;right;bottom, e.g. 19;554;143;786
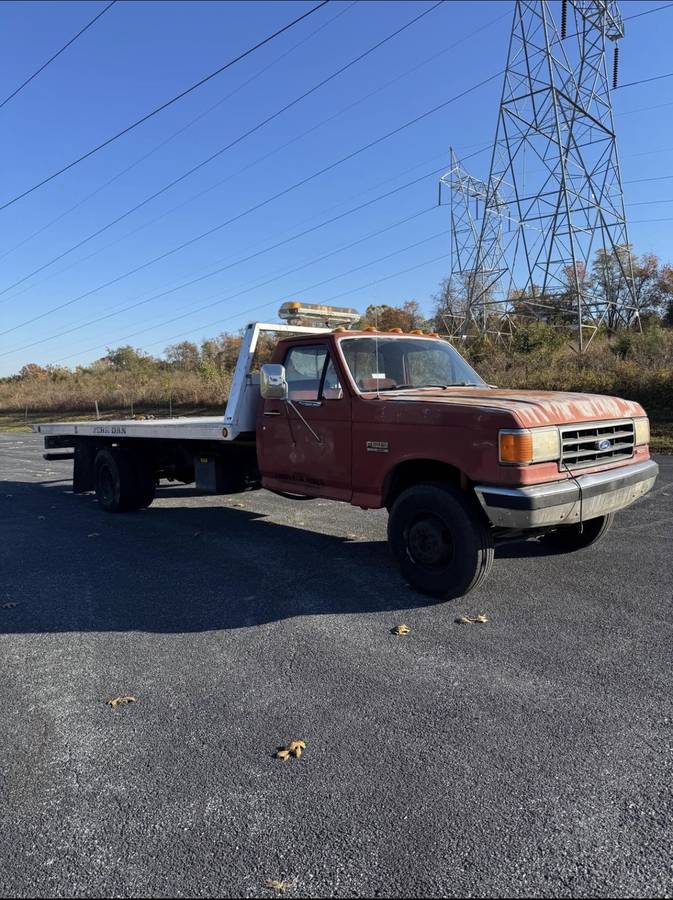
260;364;288;400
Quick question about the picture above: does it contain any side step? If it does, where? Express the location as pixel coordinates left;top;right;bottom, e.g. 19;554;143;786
43;451;75;461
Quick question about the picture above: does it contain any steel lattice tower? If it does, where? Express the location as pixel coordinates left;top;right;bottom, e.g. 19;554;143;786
471;0;639;350
439;149;508;340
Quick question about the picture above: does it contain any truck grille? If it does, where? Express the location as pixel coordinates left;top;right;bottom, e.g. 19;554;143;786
560;419;635;470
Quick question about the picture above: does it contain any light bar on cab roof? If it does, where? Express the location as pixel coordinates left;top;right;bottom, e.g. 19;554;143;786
278;301;360;327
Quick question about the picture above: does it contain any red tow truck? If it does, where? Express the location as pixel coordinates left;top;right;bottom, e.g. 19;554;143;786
35;303;658;599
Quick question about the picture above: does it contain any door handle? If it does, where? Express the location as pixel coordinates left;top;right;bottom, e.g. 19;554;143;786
264;410;281;416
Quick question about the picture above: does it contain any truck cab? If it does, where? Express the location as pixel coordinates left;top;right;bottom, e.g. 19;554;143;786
255;326;657;597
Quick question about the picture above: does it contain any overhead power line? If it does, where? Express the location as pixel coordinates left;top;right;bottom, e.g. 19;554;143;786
0;151;448;309
624;174;673;184
51;242;450;365
41;206;673;368
93;210;673;359
1;164;446;357
0;0;357;267
0;1;508;306
0;0;330;212
0;70;501;338
623;2;673;21
0;0;445;299
616;70;673;89
4;206;437;359
0;1;117;110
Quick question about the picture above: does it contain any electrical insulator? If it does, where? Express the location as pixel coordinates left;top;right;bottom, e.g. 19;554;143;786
612;45;620;89
561;0;567;39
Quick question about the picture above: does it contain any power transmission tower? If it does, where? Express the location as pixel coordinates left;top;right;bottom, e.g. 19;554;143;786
472;0;639;351
439;148;509;342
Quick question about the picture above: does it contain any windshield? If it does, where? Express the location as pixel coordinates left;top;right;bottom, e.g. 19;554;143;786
339;337;485;393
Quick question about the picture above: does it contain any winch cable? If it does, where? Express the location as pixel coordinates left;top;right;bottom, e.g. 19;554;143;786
561;459;584;534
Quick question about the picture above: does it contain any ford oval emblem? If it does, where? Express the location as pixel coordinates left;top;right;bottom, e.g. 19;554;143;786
596;438;612;450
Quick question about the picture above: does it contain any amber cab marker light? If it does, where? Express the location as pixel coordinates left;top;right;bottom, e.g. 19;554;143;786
388;327;403;333
499;431;534;465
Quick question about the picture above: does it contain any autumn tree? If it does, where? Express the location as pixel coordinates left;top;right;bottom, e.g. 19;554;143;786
200;334;243;372
358;300;429;332
103;346;155;372
18;363;47;380
165;341;200;370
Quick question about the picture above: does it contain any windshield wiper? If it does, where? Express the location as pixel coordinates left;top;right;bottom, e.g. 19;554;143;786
377;382;483;392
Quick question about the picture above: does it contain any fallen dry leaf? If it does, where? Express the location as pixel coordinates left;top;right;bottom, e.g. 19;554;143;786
288;740;305;758
275;740;306;761
264;880;291;893
456;614;490;625
107;695;137;709
474;614;490;624
391;624;410;635
1;602;18;609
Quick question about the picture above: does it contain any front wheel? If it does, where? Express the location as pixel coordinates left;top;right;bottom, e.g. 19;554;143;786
387;483;494;598
540;513;614;552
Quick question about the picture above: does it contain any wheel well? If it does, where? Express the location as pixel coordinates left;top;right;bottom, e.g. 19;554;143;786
383;459;468;509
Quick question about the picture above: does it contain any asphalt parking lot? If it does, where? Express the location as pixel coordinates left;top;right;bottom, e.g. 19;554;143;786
1;432;672;898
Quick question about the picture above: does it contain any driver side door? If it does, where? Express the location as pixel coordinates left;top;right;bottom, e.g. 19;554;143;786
258;343;352;501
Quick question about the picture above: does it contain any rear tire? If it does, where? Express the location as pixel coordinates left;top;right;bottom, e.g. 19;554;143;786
541;513;614;552
133;457;157;509
387;482;494;599
94;447;155;513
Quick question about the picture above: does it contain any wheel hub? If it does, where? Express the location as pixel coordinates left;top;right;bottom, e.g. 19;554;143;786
407;515;453;568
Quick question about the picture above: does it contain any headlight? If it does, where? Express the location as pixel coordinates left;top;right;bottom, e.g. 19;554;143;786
634;416;650;446
499;427;560;465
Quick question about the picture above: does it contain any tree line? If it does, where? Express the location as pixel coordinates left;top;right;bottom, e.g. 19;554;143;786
2;245;672;431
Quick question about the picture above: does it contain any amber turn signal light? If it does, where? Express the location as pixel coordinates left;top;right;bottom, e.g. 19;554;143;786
499;431;534;464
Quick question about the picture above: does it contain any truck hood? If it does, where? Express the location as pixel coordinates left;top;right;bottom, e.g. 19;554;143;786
377;386;645;428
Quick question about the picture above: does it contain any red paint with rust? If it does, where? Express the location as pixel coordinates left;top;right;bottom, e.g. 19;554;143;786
257;332;649;508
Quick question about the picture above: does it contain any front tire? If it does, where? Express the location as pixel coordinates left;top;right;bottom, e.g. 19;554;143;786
541;513;614;552
387;483;494;598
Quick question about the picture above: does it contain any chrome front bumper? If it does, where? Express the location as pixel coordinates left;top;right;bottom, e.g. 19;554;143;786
474;459;659;530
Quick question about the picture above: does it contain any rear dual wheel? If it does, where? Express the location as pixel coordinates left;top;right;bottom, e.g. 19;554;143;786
94;447;156;513
387;483;494;599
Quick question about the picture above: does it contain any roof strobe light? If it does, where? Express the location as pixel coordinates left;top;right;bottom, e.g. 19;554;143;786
278;301;360;327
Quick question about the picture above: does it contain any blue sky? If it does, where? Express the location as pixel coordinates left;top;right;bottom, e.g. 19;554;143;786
0;0;672;375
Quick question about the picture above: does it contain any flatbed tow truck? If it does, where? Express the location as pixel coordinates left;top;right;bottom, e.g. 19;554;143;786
35;302;658;599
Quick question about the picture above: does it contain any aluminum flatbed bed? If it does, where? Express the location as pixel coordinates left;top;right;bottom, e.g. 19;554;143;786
34;416;228;442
